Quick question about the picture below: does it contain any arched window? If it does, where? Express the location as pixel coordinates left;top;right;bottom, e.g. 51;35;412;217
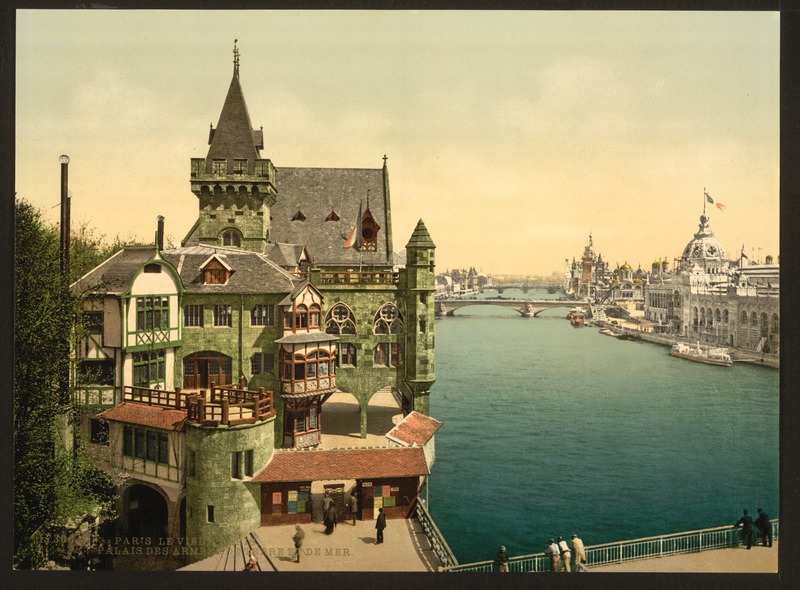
760;313;769;337
325;303;356;334
715;309;722;324
373;303;404;335
771;313;780;335
699;308;705;326
222;230;241;247
741;311;748;323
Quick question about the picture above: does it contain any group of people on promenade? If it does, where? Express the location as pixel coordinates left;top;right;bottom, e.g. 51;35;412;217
732;508;773;550
495;534;587;572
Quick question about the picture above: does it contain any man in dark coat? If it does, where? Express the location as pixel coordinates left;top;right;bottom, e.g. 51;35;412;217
375;507;387;544
733;509;754;549
755;508;773;547
323;504;337;534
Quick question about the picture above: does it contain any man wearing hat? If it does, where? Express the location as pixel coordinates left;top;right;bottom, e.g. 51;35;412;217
755;508;772;547
733;509;754;549
571;534;587;571
496;545;509;572
545;539;560;572
557;536;571;572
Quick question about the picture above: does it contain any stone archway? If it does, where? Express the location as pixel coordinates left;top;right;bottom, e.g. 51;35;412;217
123;483;169;541
319;387;402;448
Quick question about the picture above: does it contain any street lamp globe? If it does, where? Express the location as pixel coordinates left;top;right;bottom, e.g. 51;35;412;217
59;154;70;164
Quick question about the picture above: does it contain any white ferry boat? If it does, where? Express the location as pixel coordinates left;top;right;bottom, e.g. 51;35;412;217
670;342;732;367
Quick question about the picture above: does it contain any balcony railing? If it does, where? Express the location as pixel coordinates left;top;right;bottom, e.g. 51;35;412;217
443;520;779;572
186;384;275;427
319;270;399;286
281;375;336;395
123;385;191;409
122;384;275;427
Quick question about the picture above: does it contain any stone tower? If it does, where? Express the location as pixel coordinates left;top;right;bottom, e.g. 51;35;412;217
399;219;436;415
188;42;277;252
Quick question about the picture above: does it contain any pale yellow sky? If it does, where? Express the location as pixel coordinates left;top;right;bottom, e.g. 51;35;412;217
15;10;779;275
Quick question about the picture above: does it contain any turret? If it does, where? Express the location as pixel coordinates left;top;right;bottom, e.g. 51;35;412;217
400;220;436;415
189;41;277;252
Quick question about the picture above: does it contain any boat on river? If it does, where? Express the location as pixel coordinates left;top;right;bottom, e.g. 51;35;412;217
670;342;732;367
600;327;628;339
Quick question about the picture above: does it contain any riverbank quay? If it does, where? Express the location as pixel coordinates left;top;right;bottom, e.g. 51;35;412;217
591;319;779;369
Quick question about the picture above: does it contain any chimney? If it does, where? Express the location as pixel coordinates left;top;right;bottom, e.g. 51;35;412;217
157;215;165;252
59;155;70;278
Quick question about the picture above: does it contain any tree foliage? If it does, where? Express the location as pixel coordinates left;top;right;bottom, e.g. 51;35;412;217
14;199;118;568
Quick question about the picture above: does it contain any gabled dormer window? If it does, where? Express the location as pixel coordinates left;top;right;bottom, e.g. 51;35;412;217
326;210;340;221
360;208;380;252
200;255;232;285
292;210;306;222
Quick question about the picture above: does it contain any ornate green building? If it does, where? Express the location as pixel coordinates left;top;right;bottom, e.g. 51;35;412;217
73;44;438;561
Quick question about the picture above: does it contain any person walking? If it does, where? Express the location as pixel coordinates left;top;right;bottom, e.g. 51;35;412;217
322;490;334;515
244;550;258;571
545;539;561;572
292;525;305;563
324;504;337;534
755;508;773;547
557;536;571;572
733;509;754;549
349;491;358;526
375;507;387;544
496;545;509;572
571;534;587;571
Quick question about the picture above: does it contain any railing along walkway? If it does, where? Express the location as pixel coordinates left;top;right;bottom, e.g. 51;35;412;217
413;500;459;569
444;520;779;573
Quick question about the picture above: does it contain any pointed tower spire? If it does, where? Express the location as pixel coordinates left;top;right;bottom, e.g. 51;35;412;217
207;41;263;162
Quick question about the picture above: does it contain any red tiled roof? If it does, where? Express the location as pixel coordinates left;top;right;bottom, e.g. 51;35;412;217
252;447;429;483
386;411;442;447
97;402;187;431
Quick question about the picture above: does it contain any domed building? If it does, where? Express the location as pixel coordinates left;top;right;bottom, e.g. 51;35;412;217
644;213;779;354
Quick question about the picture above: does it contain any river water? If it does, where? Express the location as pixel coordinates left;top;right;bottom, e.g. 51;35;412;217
427;288;779;565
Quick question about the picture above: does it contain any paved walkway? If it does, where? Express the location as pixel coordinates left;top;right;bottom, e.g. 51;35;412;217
180;518;439;572
592;542;778;573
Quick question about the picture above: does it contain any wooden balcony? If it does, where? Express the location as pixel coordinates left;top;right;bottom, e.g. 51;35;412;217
122;383;275;427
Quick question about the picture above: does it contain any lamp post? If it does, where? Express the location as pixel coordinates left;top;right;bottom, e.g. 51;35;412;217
59;154;70;278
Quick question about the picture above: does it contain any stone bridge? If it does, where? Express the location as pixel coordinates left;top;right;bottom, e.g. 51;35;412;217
435;299;586;317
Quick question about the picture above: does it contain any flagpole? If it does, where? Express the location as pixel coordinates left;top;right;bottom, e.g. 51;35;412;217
703;187;706;215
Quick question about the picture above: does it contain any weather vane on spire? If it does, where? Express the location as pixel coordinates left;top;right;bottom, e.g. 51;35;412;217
233;39;240;76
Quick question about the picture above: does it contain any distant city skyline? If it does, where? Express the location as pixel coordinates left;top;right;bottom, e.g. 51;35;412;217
15;10;779;275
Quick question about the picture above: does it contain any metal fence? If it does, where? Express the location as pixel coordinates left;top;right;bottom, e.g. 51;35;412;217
413;501;459;569
444;520;779;573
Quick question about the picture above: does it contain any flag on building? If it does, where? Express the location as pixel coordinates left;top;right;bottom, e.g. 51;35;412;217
705;192;726;212
343;202;363;249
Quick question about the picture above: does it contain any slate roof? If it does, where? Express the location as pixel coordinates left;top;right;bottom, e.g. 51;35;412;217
206;66;261;164
71;246;158;295
386;412;442;447
98;402;187;431
272;166;393;267
162;246;298;294
251;447;429;483
264;242;309;269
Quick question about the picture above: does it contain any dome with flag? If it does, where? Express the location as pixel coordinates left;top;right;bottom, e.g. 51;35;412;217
681;214;727;262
